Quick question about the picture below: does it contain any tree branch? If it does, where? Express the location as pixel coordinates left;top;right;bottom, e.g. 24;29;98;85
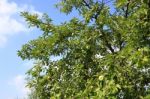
83;0;92;9
82;0;114;53
125;0;130;18
101;31;114;53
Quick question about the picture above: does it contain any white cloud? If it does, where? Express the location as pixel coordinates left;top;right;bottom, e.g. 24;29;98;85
7;61;35;99
8;75;30;99
0;0;42;47
7;60;35;99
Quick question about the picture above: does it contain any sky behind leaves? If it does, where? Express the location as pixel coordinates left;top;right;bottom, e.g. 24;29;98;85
0;0;78;98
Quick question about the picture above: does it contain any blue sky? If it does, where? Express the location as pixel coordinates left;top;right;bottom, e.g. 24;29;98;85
0;0;79;98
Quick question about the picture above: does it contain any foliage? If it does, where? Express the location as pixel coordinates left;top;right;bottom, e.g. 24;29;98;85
18;0;150;98
27;88;38;99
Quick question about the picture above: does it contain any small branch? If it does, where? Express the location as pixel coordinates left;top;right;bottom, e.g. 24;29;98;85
83;0;91;9
82;0;114;53
101;31;114;53
125;0;130;18
82;0;104;20
147;0;150;21
94;1;104;20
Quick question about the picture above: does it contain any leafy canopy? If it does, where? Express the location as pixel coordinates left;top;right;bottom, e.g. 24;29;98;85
18;0;150;98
